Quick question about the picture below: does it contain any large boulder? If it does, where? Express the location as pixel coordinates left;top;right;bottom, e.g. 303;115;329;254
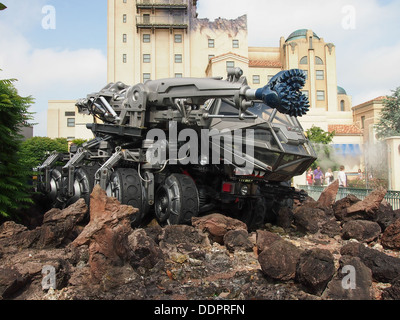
337;187;387;222
256;230;282;253
341;220;381;243
381;218;400;250
192;213;247;243
0;200;88;251
73;185;137;283
295;248;335;296
341;242;400;283
258;240;302;281
333;194;360;220
293;207;328;234
317;180;339;208
322;256;372;300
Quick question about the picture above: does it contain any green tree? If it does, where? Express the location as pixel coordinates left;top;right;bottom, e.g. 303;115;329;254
19;137;69;170
305;125;337;170
0;74;34;218
0;3;7;11
375;87;400;139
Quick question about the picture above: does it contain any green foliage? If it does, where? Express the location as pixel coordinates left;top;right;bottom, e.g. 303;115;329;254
306;125;338;170
71;138;87;147
0;3;7;11
375;87;400;139
19;137;68;170
305;125;335;144
0;74;35;218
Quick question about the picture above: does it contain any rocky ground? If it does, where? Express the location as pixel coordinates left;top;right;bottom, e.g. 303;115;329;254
1;180;400;301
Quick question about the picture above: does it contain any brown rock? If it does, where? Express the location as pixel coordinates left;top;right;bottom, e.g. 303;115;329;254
223;229;253;252
258;240;302;281
295;248;335;295
192;213;247;243
128;229;164;270
317;180;339;208
73;185;137;283
345;187;387;218
293;206;328;234
256;229;282;252
322;256;372;300
333;194;361;221
382;219;400;250
341;220;382;243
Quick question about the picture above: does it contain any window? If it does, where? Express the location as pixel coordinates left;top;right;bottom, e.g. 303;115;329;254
143;34;150;43
226;61;235;69
340;100;345;112
315;56;324;65
143;73;151;82
143;14;150;24
317;90;325;101
232;39;239;48
302;90;309;99
123;54;127;63
208;39;215;48
67;118;75;128
252;75;260;84
123;14;127;23
143;54;151;63
123;34;127;43
208;54;215;60
267;75;274;82
300;56;308;65
175;73;183;78
175;54;182;63
65;111;75;117
123;0;127;3
175;34;182;43
316;70;324;80
361;116;365;129
302;70;308;80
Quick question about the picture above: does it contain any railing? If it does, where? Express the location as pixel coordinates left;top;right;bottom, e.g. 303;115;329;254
136;15;188;26
298;185;400;210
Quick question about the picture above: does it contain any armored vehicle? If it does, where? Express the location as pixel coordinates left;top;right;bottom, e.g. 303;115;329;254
36;68;316;229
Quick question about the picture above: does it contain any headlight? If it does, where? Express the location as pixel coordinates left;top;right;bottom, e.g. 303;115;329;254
240;185;249;196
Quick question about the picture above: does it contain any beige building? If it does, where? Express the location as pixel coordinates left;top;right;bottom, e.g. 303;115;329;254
48;0;360;158
47;100;95;141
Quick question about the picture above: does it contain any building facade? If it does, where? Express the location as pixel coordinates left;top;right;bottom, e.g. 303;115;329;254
48;0;361;166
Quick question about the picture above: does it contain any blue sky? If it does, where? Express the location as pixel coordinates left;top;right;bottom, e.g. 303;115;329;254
1;0;399;137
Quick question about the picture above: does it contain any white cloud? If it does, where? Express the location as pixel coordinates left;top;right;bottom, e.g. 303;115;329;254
0;13;107;137
197;0;400;102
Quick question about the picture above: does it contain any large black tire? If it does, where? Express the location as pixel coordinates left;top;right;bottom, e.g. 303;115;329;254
155;174;199;225
106;168;147;227
65;167;95;207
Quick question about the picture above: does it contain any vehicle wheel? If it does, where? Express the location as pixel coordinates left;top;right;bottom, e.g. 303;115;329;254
106;168;147;227
155;174;199;225
46;169;64;208
65;167;94;207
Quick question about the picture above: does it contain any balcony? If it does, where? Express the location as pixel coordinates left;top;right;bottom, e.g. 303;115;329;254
136;15;188;31
136;0;188;12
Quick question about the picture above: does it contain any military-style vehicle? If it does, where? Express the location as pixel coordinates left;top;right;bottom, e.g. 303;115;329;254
35;68;316;229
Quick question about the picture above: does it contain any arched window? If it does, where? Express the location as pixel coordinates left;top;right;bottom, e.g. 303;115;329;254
340;100;345;111
315;56;324;65
299;56;308;65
